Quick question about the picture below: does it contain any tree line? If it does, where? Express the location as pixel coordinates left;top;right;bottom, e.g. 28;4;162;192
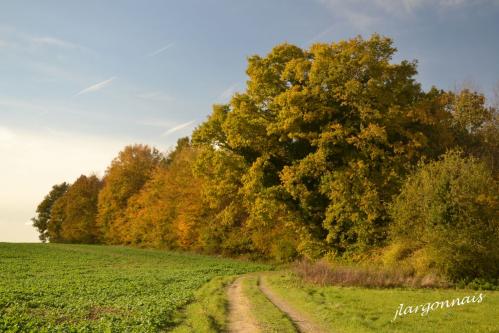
33;35;498;281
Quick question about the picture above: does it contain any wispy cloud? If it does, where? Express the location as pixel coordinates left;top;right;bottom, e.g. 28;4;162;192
29;36;95;55
308;25;336;44
76;77;116;96
343;10;380;31
218;83;239;102
137;91;174;102
140;118;196;136
32;36;81;49
374;0;495;13
162;120;196;136
0;26;96;56
0;96;114;120
315;0;497;28
146;43;174;57
0;97;50;115
140;119;175;128
28;62;91;85
315;0;384;30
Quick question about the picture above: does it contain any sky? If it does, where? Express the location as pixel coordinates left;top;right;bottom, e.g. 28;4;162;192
1;0;498;242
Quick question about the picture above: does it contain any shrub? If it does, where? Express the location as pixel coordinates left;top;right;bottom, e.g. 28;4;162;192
389;150;499;282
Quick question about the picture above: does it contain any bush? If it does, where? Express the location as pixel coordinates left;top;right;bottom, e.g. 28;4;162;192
460;278;499;291
389;150;499;282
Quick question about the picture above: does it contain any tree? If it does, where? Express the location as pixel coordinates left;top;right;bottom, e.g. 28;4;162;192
193;146;253;255
30;36;498;273
193;34;455;259
445;88;498;170
389;150;499;281
52;175;103;243
96;144;165;243
123;138;206;249
32;183;69;242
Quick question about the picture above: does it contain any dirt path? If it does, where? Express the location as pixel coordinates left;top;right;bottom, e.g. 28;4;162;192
227;276;261;333
258;275;328;333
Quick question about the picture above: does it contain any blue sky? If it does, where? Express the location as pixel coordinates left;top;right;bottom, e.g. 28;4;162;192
1;0;498;242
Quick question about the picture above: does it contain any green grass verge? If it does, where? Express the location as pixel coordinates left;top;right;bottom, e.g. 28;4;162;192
264;272;499;333
0;243;268;332
241;275;297;333
171;276;235;333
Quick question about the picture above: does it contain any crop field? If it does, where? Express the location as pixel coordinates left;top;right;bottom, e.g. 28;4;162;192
0;243;267;332
2;244;497;333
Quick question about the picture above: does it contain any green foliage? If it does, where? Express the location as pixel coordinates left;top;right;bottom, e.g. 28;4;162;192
192;145;253;256
389;150;499;281
31;182;69;242
460;278;499;291
30;35;499;282
448;89;493;134
0;243;267;332
192;34;457;259
446;89;498;169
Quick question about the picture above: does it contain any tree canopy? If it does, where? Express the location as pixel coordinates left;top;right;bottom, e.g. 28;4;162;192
96;144;164;243
32;182;69;242
48;175;102;243
33;35;498;281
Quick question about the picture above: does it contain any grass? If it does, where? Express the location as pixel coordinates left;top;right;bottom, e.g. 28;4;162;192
294;259;448;288
264;272;499;333
3;243;496;332
0;243;268;332
171;276;235;333
241;275;297;333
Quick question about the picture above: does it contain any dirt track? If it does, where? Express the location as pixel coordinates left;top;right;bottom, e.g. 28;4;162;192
227;276;261;333
258;275;328;333
227;274;328;333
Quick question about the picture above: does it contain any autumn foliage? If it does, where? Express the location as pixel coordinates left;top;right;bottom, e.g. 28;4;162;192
33;35;498;281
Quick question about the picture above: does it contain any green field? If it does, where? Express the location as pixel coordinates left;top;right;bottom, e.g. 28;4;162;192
0;243;267;332
1;244;498;333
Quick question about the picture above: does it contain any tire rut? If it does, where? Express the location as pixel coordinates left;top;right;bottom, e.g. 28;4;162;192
257;275;329;333
227;276;261;333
